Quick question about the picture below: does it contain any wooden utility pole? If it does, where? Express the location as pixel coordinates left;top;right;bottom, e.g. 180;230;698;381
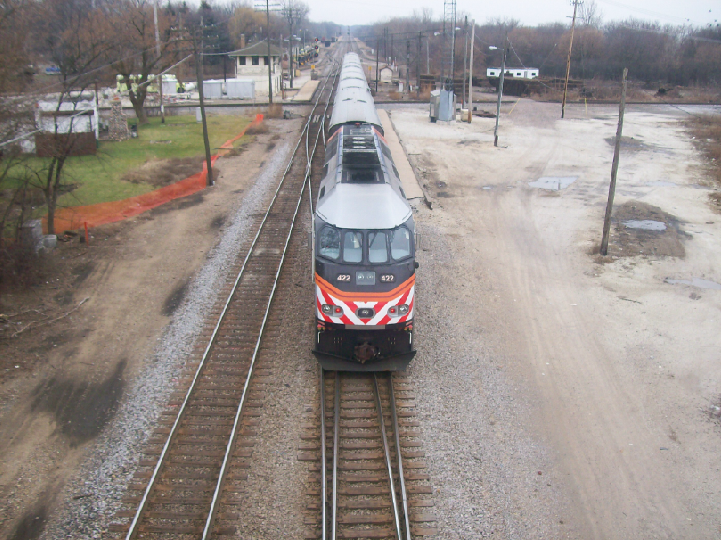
600;68;628;256
561;0;580;119
416;32;421;97
467;20;474;123
462;16;468;108
494;33;507;147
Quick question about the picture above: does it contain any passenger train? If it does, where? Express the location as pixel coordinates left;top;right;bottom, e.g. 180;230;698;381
312;52;418;371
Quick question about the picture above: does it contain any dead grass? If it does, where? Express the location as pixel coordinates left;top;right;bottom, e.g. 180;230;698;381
686;115;721;187
245;122;269;135
121;156;205;188
388;91;401;101
538;81;721;104
266;103;284;119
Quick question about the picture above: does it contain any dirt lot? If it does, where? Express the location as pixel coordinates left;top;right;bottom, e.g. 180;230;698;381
0;116;303;539
391;100;721;538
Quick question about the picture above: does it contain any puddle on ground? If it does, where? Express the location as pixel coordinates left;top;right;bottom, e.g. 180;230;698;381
646;180;677;187
666;278;721;290
482;186;493;190
528;177;577;190
595;200;686;260
623;220;667;231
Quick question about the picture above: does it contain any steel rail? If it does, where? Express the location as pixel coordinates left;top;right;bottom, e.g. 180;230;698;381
123;62;340;540
202;66;342;540
373;373;403;540
320;369;328;540
331;370;340;540
389;374;412;540
201;116;330;539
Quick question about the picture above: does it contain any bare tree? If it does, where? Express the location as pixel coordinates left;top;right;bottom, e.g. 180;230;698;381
104;0;178;124
579;0;603;28
28;0;112;235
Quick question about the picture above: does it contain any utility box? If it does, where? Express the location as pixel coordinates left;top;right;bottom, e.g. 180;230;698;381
226;79;255;99
161;74;178;95
202;80;223;99
430;90;455;123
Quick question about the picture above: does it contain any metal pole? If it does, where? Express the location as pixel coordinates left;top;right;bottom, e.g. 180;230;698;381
426;37;430;75
267;0;273;104
462;17;468;108
468;20;474;123
562;0;579;119
154;4;165;123
494;33;507;147
375;37;380;93
600;68;628;256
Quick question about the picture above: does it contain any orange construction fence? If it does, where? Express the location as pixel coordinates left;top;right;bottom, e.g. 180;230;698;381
46;114;264;233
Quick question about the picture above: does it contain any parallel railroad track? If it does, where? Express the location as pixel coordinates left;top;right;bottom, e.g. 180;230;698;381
108;51;342;540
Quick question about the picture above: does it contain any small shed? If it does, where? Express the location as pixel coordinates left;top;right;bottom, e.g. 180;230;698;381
486;67;539;79
379;65;394;84
228;40;284;73
227;40;284;97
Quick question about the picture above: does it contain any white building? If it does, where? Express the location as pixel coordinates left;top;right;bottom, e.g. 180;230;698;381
487;67;539;79
227;40;284;97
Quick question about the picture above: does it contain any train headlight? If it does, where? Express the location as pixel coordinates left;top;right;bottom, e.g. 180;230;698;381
388;304;409;318
322;304;343;315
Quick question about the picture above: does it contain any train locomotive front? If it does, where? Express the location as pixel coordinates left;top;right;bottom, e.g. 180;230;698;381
312;122;417;371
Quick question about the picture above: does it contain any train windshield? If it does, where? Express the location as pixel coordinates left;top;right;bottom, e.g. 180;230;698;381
390;228;411;260
368;232;388;263
317;225;413;263
342;231;363;263
319;226;341;260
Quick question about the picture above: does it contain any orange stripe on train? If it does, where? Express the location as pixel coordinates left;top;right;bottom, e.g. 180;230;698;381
315;274;414;302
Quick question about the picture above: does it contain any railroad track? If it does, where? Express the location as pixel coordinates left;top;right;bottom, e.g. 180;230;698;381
108;52;342;540
301;372;438;539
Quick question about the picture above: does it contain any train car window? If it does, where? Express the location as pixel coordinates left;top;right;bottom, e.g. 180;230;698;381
318;227;341;260
381;144;392;160
392;164;399;177
342;231;363;263
390;228;412;260
326;139;338;161
368;232;389;263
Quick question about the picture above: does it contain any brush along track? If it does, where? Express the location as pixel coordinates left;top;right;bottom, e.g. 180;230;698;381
300;372;438;539
106;58;341;540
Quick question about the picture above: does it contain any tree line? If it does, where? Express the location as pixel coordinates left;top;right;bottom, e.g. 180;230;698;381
354;7;721;87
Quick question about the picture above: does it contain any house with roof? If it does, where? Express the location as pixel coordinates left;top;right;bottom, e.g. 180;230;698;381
228;40;284;97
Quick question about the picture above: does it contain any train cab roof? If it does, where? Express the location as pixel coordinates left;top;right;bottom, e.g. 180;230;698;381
316;124;412;230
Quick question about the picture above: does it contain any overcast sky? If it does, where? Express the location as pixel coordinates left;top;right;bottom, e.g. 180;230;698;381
301;0;718;28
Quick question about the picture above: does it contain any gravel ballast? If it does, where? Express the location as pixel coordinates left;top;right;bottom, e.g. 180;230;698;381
39;126;301;540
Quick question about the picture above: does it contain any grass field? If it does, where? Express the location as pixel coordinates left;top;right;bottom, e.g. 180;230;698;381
5;114;252;209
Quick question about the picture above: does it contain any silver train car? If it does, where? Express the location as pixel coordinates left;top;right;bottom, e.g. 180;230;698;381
328;53;382;135
313;56;417;371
